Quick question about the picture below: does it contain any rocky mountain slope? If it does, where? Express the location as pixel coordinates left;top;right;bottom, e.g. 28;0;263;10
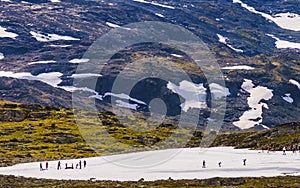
0;0;299;130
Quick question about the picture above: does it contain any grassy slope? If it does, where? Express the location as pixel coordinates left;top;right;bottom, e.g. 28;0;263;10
1;100;299;165
0;175;300;187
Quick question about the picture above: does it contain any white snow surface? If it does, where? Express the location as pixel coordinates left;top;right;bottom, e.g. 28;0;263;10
0;52;4;60
266;34;300;49
233;0;300;31
50;0;61;2
233;79;273;129
0;26;18;39
30;31;80;42
222;65;255;70
0;147;299;181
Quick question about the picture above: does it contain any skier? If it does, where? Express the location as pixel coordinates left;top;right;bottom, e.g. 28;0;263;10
243;159;246;166
202;160;206;168
57;161;61;170
46;161;48;170
79;160;82;169
40;163;43;171
83;160;87;168
218;162;222;167
283;146;286;155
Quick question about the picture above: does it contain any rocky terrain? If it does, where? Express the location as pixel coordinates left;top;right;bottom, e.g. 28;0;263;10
0;0;299;130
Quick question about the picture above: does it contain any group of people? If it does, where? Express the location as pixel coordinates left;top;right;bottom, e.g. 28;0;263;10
262;143;300;155
40;160;87;171
201;159;247;168
39;161;48;171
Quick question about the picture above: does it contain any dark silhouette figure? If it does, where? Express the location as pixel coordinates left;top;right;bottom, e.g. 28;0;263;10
57;161;61;170
202;160;206;168
83;160;87;168
46;162;48;170
40;163;43;171
243;159;247;166
218;162;222;167
79;160;82;169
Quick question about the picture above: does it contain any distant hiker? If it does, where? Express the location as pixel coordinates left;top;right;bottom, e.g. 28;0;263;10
57;161;61;170
71;163;74;169
267;145;270;153
283;147;286;155
243;159;246;166
83;160;87;168
76;163;78;169
290;143;293;151
79;160;82;169
40;163;43;171
46;161;48;170
218;162;222;167
202;160;206;168
65;163;68;169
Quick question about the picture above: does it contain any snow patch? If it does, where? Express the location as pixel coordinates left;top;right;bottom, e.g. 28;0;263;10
69;73;102;79
115;100;138;110
50;0;61;2
48;44;72;48
155;13;165;18
282;93;293;104
171;54;183;58
60;86;98;95
217;34;243;53
233;0;300;31
106;22;120;28
167;80;207;112
0;71;63;87
209;83;230;99
289;79;300;90
69;58;90;63
28;60;56;65
104;92;146;105
222;65;255;70
266;34;300;49
30;31;80;42
0;52;4;60
0;26;18;39
233;79;273;129
133;0;175;9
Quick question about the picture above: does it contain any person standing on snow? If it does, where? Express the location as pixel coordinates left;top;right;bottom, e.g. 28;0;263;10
40;163;43;171
283;146;286;155
243;159;246;166
57;161;61;170
46;161;48;170
83;160;87;168
202;160;206;168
